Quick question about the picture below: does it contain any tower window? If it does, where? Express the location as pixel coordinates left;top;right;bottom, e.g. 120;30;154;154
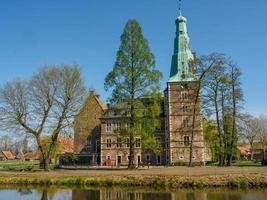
182;118;189;128
106;139;112;148
182;105;188;112
184;136;190;146
181;91;188;100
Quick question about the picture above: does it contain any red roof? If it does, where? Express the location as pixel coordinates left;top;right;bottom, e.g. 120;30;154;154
95;96;108;110
1;150;15;160
24;151;39;160
238;144;251;156
58;137;74;153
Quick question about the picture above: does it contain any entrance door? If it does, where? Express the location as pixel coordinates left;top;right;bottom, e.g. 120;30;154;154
137;155;141;165
117;156;121;166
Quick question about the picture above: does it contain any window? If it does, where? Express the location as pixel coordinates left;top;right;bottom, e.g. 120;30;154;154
184;136;190;146
182;118;189;128
106;121;112;132
85;140;91;152
182;105;188;112
135;138;141;148
181;91;188;100
117;138;122;148
116;121;121;130
106;139;112;148
126;138;130;148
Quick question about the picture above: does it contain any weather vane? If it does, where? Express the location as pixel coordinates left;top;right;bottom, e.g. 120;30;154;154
179;0;182;16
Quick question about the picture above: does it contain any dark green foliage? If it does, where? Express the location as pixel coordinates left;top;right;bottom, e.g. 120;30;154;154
104;19;162;168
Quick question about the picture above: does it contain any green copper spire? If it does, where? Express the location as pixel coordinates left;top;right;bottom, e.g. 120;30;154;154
169;9;196;82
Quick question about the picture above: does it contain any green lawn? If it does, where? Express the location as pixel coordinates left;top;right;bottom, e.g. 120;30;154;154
206;160;262;167
0;160;55;171
233;160;262;167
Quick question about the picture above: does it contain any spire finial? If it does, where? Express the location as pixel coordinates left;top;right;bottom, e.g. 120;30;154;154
179;0;182;16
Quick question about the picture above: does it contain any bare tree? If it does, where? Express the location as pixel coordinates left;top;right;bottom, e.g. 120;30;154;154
258;115;267;162
201;54;227;165
227;62;243;166
238;113;260;160
201;55;243;166
0;65;85;170
188;53;225;167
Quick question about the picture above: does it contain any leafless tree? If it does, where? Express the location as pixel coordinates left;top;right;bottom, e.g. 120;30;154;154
0;65;85;170
258;115;267;161
188;53;225;167
238;113;260;160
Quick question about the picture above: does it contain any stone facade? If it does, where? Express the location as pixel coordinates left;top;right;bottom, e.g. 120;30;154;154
99;110;166;166
165;81;205;165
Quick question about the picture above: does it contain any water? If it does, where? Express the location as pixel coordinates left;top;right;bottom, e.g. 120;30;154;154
0;187;266;200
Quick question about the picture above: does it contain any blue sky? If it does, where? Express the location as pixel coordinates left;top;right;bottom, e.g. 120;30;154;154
0;0;266;116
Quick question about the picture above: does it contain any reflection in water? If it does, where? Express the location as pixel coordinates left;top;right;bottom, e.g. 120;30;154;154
0;188;267;200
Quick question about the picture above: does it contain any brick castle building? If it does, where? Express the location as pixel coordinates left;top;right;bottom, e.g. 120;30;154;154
73;12;210;166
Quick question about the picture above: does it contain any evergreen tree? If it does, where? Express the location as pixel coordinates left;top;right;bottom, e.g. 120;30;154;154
104;19;162;168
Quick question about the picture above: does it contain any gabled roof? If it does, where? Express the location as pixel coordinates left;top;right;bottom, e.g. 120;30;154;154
77;90;108;116
95;95;108;110
1;150;15;160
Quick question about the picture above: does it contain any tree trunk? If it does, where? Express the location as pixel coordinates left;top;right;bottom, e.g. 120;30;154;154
44;157;50;171
228;66;237;166
214;89;223;166
128;134;135;169
250;142;254;161
189;82;200;167
263;148;266;161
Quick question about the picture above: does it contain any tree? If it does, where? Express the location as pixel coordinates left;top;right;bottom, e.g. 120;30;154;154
201;54;227;165
203;120;219;161
227;62;243;165
258;115;267;163
104;19;162;169
0;65;85;170
201;54;243;166
188;53;225;167
238;113;259;160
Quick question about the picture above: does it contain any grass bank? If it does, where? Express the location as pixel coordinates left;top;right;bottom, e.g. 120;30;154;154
0;174;266;189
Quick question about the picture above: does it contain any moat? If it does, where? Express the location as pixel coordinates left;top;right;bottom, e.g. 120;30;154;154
0;187;266;200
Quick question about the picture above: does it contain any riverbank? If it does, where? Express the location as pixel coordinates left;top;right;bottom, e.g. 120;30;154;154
0;167;266;189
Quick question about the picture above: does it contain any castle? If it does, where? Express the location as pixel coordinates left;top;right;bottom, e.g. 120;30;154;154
73;12;211;166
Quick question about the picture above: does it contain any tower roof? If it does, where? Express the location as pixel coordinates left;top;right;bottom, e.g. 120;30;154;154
169;10;196;82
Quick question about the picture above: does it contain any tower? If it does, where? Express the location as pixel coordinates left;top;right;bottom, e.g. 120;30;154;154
165;4;205;165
